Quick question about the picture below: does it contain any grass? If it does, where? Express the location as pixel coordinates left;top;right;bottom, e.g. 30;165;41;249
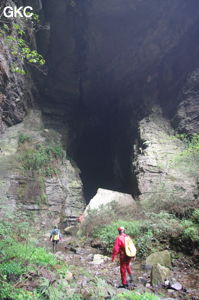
112;291;159;300
0;222;72;299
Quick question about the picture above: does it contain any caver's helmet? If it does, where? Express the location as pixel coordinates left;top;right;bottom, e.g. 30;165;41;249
118;226;125;232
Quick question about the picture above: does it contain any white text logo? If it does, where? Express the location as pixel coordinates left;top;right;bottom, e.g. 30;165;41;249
3;6;33;18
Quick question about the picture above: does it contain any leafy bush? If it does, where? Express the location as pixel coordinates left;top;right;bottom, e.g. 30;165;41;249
171;133;199;176
18;133;31;145
46;145;64;159
147;212;183;239
136;230;154;258
80;201;142;237
0;222;59;299
0;19;45;74
91;210;199;256
92;220;152;256
18;144;65;176
0;222;12;236
192;209;199;224
0;240;57;267
0;261;24;276
112;291;159;300
182;226;199;242
0;282;41;300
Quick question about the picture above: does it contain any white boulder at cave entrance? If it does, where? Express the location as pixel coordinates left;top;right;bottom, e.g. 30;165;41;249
84;188;136;216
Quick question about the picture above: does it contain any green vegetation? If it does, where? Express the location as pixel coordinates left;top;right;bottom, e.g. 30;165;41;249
0;222;55;299
18;133;31;145
88;208;199;257
18;137;65;176
171;133;199;175
192;209;199;224
92;219;153;257
0;14;45;74
16;133;66;206
0;222;83;300
112;291;159;300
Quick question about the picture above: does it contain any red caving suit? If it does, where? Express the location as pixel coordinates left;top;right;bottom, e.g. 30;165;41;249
112;233;133;285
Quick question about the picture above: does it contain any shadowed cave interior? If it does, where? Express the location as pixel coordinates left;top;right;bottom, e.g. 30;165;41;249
36;0;199;203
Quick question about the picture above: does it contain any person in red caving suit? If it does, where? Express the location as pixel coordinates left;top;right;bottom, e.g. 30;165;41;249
112;226;134;288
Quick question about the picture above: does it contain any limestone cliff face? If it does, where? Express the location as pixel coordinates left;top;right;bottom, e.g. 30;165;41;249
133;106;198;211
0;25;33;133
174;69;199;134
0;110;85;227
0;1;85;227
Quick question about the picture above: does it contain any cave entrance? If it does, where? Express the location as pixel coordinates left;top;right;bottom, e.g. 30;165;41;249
70;96;138;203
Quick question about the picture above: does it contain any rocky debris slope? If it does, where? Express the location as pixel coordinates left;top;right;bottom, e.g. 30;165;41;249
40;235;199;300
0;110;85;228
133;106;198;209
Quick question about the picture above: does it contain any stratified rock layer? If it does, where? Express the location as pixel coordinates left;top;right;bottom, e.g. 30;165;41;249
174;69;199;134
134;106;198;209
0;110;85;228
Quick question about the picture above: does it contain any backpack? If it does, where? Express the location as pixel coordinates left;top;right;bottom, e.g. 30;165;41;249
52;229;59;241
125;236;136;257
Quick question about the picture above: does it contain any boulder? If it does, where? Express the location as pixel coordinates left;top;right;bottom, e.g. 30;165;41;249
65;271;73;281
146;250;172;268
151;263;172;286
84;188;136;215
92;254;110;265
170;281;182;291
64;226;78;235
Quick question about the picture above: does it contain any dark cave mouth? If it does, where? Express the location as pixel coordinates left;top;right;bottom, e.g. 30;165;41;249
69;106;139;203
41;94;140;204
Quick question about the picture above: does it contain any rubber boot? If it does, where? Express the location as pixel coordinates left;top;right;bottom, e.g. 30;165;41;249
129;274;133;283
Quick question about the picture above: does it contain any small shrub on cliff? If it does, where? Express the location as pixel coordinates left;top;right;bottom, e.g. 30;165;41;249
192;209;199;224
0;14;45;74
18;143;65;176
171;133;199;175
18;133;31;145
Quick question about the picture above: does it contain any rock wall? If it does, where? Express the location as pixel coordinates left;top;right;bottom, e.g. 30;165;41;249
174;69;199;134
0;1;85;228
0;24;33;133
133;106;198;211
0;110;85;228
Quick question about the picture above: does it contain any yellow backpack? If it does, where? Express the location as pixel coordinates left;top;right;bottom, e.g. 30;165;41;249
53;234;59;241
125;236;136;257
